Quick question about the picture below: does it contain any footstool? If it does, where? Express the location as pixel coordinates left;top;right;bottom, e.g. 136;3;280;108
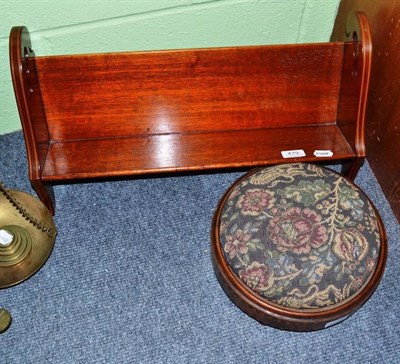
211;163;387;331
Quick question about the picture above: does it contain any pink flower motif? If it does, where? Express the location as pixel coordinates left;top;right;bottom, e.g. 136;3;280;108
236;189;275;216
239;261;274;292
268;207;328;254
224;229;252;259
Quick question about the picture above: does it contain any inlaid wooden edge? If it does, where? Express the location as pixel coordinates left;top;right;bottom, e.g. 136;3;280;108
348;12;372;174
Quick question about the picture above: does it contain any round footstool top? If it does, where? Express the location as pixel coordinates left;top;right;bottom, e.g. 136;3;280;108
212;163;386;331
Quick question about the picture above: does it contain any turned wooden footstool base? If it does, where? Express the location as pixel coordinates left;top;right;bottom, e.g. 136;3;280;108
211;163;387;331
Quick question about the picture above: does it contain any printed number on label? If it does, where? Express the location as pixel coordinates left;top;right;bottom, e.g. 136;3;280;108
281;150;306;159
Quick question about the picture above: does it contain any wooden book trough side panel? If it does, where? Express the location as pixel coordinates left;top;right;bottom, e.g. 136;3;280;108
9;27;55;213
9;12;372;215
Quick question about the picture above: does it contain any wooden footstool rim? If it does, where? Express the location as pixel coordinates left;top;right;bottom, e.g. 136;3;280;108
211;164;387;331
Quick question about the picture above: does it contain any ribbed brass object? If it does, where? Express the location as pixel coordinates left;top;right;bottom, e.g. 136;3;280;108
0;225;32;267
0;186;57;289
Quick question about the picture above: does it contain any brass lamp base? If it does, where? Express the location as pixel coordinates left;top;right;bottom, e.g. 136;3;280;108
0;190;57;289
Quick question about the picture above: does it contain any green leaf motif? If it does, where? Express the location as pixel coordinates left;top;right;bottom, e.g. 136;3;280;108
277;179;331;206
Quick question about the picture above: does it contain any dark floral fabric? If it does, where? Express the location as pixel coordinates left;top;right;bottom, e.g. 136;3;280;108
219;163;382;309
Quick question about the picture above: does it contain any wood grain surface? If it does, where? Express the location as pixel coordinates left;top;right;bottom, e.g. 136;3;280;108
9;14;372;214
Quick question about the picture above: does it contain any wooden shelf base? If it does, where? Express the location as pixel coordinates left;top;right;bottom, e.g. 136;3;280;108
42;124;353;181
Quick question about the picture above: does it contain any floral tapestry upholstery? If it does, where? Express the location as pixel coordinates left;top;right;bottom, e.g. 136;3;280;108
219;163;382;309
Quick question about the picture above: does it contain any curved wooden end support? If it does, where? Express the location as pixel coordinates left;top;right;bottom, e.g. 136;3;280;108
10;26;39;179
31;180;55;215
10;27;52;212
346;11;372;158
341;157;364;181
334;12;372;180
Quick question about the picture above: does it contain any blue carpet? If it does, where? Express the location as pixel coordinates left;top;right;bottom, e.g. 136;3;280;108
1;131;399;363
